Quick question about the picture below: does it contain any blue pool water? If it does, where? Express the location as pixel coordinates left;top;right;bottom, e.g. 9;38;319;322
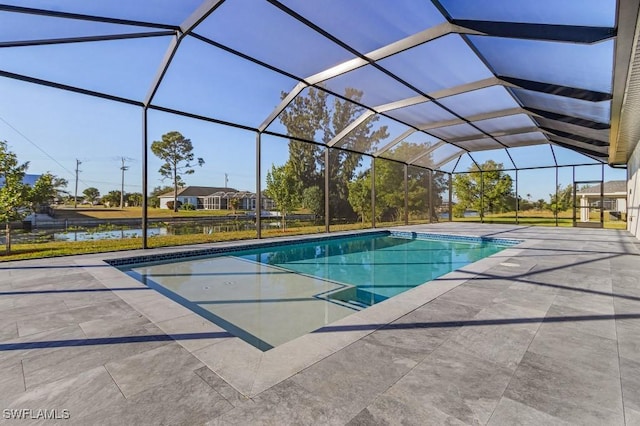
118;232;517;350
241;234;510;307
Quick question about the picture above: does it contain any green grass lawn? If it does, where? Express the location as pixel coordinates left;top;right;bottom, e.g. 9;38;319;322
452;209;627;229
0;222;374;262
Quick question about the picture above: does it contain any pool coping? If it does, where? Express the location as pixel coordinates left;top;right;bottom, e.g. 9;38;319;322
73;228;531;397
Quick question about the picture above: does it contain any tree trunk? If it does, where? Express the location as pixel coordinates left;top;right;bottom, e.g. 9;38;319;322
173;175;178;213
5;222;11;254
282;210;286;232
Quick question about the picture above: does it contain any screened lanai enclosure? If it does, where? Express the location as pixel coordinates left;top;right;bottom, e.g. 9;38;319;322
1;0;639;253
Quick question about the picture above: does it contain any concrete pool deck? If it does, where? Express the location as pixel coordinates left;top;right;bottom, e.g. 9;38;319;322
0;223;639;425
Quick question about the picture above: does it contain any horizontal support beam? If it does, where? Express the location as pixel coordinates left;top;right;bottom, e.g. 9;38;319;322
0;69;143;106
0;30;175;48
259;81;307;132
549;139;608;158
305;22;457;86
454;19;616;44
148;104;257;132
523;107;610;130
327;111;374;147
0;4;177;30
432;151;465;169
447;127;539;144
407;141;445;164
374;129;416;156
541;128;608;147
502;75;612;102
427;77;501;100
179;0;224;35
419;107;526;131
375;95;428;114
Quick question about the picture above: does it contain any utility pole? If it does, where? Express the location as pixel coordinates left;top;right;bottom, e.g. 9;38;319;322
120;157;129;209
224;173;228;188
74;159;81;209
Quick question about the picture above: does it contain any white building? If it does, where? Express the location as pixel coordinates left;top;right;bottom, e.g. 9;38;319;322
158;186;274;211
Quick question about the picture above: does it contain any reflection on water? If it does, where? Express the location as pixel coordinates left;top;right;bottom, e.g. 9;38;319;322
13;222;256;243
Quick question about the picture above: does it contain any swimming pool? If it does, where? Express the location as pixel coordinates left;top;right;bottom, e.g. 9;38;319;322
116;231;518;350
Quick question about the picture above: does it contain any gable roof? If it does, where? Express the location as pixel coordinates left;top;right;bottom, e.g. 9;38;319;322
577;180;627;195
158;186;238;197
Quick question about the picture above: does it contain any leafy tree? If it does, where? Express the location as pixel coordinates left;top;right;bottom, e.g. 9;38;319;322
228;196;240;215
279;87;388;221
82;187;100;205
548;183;573;214
452;160;513;219
0;141;30;253
265;162;300;231
347;171;371;223
127;192;143;207
151;131;204;212
346;143;447;222
101;190;122;207
29;172;68;212
301;186;323;220
149;185;172;208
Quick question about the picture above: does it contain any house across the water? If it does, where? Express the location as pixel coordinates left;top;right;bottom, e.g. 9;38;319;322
158;186;275;211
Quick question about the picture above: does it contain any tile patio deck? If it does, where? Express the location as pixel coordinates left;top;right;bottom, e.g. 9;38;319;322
0;223;638;425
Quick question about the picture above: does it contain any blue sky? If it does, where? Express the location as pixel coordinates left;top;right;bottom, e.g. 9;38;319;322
0;0;625;201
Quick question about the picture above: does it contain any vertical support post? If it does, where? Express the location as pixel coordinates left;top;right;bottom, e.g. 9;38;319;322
480;171;484;224
256;132;262;239
371;158;376;228
404;164;409;225
572;166;576;226
600;163;605;226
141;108;148;249
555;166;559;227
428;171;434;223
515;169;519;225
325;147;330;233
448;173;453;222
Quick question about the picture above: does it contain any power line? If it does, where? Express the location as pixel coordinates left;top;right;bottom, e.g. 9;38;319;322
0;115;93;187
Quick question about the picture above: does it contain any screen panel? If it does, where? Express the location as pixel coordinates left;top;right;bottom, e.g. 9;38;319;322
472;114;537;135
428;123;484;140
333;115;408;155
194;0;355;78
378;34;494;94
0;36;172;101
379;132;441;163
440;0;616;26
508;144;556;168
384;101;457;128
511;88;611;124
438;85;520;118
277;0;446;53
152;37;298;127
323;64;418;107
470;36;615;94
498;131;549;148
0;0;204;25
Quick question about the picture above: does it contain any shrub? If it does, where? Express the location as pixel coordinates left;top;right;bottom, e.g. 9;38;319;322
181;203;196;211
166;200;182;210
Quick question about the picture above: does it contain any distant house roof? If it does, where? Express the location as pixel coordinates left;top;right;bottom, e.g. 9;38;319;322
159;186;238;197
577;180;627;196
